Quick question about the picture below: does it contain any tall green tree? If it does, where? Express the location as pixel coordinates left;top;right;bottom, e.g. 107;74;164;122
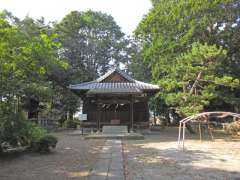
0;11;69;120
15;15;78;122
135;0;240;117
127;39;152;82
160;42;238;116
55;10;131;82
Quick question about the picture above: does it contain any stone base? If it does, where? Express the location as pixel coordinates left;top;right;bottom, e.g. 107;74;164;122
102;125;128;134
84;133;144;140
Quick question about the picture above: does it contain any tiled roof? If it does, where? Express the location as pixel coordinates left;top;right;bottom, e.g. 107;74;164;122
69;68;160;94
96;67;135;82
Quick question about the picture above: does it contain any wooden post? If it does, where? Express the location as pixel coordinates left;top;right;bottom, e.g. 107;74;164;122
207;121;214;140
97;96;100;133
183;123;186;150
199;123;202;142
130;95;134;132
178;122;182;148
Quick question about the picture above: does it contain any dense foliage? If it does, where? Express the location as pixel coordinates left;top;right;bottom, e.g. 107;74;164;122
134;0;240;118
0;106;57;153
0;9;131;151
55;10;132;82
224;121;240;135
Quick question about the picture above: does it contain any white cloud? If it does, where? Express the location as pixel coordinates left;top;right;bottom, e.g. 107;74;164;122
0;0;152;35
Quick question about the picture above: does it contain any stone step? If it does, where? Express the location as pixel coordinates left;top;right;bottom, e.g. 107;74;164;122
102;125;128;134
84;133;144;140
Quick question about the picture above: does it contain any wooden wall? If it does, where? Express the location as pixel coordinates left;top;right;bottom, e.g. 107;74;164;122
82;97;150;126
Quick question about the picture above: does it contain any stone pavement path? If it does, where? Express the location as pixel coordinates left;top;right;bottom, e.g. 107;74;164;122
88;140;125;180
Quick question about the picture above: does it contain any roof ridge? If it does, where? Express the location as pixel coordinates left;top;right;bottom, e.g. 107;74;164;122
96;68;135;83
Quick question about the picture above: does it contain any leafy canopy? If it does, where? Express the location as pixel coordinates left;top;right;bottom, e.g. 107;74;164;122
135;0;240;117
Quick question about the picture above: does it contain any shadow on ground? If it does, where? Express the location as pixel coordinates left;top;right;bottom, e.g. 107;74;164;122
124;128;240;180
0;131;105;180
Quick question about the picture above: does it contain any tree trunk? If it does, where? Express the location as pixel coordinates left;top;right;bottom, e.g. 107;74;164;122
189;71;202;95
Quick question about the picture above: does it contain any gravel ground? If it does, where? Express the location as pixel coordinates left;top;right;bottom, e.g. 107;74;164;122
123;127;240;180
0;131;105;180
1;128;240;180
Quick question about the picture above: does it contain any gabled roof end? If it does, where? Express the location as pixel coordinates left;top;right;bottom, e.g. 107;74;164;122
96;67;135;83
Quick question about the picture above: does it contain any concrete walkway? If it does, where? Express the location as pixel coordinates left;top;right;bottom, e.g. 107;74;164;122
89;140;125;180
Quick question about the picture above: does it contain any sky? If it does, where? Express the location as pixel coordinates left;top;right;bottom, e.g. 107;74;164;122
0;0;152;35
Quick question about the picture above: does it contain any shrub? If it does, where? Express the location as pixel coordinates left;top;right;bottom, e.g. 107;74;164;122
63;119;79;128
27;122;47;142
224;121;240;135
0;111;31;147
31;135;58;153
0;107;57;153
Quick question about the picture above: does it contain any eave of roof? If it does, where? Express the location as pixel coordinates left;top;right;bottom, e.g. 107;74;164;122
69;68;160;94
69;82;159;91
87;87;142;95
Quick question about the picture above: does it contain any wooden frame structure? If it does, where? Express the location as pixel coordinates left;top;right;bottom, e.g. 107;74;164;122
178;111;240;150
69;68;160;132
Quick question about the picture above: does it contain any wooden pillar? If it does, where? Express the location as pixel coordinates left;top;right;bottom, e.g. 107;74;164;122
207;121;214;140
96;96;101;132
199;123;202;142
130;95;134;132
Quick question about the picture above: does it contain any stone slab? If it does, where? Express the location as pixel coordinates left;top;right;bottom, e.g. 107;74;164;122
102;125;128;134
85;133;144;140
88;140;124;180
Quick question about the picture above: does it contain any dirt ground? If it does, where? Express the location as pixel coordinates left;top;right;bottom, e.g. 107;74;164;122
0;132;105;180
0;128;240;180
123;127;240;180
